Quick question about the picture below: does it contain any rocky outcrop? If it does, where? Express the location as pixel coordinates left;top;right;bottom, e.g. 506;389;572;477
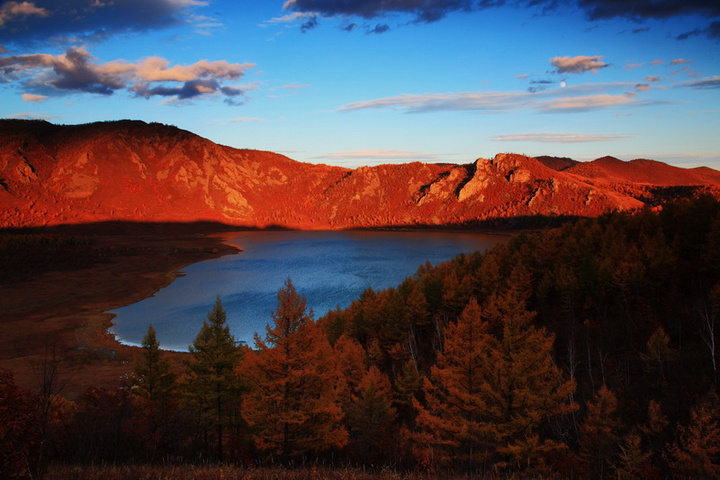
1;120;718;229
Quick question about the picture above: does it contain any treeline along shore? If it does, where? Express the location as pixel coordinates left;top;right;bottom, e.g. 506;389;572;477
2;197;720;479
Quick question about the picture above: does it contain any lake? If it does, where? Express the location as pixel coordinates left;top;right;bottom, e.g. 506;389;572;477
109;230;505;351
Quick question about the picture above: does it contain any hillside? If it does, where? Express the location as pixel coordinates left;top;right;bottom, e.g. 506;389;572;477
2;119;719;229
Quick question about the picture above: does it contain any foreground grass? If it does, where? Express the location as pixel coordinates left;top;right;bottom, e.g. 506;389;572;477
43;465;540;480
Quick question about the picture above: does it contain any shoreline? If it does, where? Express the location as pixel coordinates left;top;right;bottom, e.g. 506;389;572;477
0;228;239;398
0;222;531;398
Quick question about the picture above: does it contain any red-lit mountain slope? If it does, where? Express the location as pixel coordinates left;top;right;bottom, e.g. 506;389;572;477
2;120;719;229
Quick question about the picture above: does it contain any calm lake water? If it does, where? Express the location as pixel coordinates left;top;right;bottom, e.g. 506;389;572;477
109;230;504;351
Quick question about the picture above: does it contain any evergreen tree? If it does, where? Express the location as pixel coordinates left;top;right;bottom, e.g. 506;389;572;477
184;297;243;462
242;278;347;462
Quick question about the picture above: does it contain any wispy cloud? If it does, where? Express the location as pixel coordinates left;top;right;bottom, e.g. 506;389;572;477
338;82;648;114
670;58;692;65
550;55;608;74
492;132;630;143
678;76;720;89
5;112;59;120
261;11;317;26
313;149;441;163
0;47;255;103
229;117;265;122
21;92;47;102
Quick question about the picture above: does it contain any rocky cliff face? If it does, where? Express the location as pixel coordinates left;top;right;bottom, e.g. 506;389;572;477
2;120;718;229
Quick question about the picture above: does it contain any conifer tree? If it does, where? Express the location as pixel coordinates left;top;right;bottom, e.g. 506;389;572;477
580;385;621;479
666;400;720;479
480;269;577;471
414;298;495;471
241;278;347;462
133;325;176;403
184;297;243;462
131;325;178;460
347;366;397;465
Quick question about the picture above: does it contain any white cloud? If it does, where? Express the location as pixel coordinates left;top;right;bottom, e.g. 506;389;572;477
261;11;316;26
492;132;630;143
678;76;720;89
5;112;59;120
314;149;440;162
338;83;645;114
229;117;265;122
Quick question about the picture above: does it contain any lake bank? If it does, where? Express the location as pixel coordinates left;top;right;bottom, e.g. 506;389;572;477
0;225;239;398
0;223;512;397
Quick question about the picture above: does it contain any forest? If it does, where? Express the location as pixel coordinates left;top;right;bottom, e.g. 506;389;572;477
2;195;720;479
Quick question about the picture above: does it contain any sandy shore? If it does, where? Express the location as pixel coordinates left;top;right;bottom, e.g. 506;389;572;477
0;225;239;398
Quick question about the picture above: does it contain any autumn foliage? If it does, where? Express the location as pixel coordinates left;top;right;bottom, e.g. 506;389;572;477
4;196;720;478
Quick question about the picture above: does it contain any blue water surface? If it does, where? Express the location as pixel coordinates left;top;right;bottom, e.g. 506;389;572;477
109;230;504;351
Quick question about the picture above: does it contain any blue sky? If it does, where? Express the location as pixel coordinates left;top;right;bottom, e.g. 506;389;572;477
1;0;718;168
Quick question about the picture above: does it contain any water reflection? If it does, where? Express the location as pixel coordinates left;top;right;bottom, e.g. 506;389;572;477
109;230;504;351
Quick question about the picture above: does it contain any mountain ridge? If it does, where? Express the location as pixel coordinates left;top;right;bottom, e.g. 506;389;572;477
2;119;719;229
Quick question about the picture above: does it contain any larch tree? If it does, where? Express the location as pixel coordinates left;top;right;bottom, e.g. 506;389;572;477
131;325;178;461
666;400;720;479
414;297;495;471
241;278;347;463
184;297;244;462
133;325;176;404
346;365;397;465
479;270;577;472
579;385;621;480
0;369;40;480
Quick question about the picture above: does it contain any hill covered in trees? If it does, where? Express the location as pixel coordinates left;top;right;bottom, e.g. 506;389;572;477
3;196;720;479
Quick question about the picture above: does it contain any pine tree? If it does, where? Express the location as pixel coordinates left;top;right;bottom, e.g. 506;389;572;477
241;278;347;462
184;297;243;462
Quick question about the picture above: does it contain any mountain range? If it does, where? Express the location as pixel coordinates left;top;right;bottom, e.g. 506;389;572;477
2;119;719;229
